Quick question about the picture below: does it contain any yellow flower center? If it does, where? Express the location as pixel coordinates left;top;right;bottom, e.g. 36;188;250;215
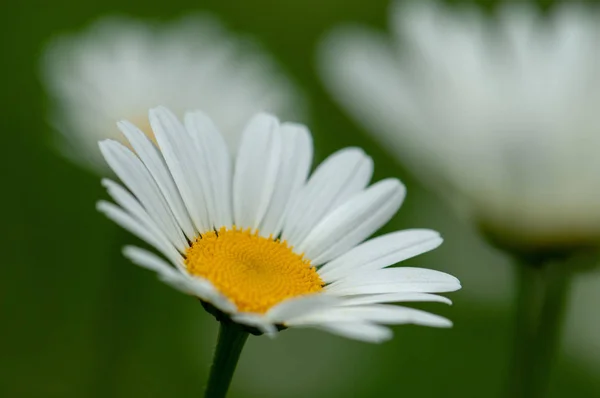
184;227;324;314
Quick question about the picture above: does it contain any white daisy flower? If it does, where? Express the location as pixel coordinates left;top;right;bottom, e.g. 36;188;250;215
97;106;460;343
318;1;600;251
42;15;304;172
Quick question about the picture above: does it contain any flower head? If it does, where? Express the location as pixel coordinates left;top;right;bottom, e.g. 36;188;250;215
319;1;600;252
97;106;460;342
42;15;304;172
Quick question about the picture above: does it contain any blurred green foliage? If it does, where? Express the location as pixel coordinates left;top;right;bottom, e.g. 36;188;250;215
2;0;599;397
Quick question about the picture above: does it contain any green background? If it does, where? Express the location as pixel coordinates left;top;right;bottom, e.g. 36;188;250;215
2;0;599;396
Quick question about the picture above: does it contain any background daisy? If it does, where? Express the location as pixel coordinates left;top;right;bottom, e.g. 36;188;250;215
319;1;600;252
41;15;305;172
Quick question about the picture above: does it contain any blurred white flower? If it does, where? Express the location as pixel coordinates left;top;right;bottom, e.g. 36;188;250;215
319;1;600;251
42;15;305;172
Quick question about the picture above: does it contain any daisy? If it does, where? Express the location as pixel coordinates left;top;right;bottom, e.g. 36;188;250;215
318;1;600;252
41;15;304;172
97;106;460;342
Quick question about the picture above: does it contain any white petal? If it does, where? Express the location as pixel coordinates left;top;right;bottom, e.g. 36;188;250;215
122;245;187;285
118;120;196;240
97;201;181;265
312;322;393;343
184;111;233;228
266;294;341;324
99;139;187;249
258;123;313;237
338;292;452;306
325;267;461;295
318;229;442;283
149;106;210;232
181;275;237;314
190;279;238;314
281;147;373;247
233;113;282;230
230;313;277;336
287;304;452;328
123;246;236;313
102;179;187;258
298;179;406;265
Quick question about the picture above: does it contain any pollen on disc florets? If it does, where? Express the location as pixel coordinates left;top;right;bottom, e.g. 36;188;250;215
184;226;325;314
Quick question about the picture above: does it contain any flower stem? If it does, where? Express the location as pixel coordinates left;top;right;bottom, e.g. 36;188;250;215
205;322;249;398
508;258;572;398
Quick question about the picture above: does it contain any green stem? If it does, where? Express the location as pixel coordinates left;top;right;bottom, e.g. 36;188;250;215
205;322;249;398
507;259;572;398
530;262;572;396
